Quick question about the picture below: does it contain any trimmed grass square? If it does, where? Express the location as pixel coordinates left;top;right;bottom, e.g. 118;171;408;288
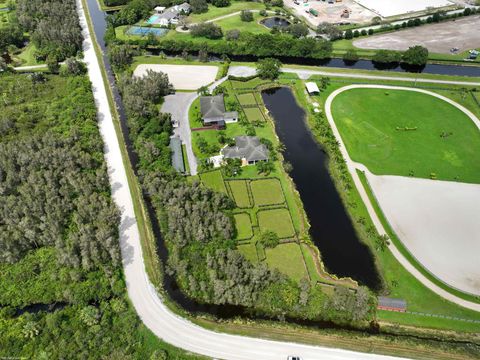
250;178;285;206
238;243;258;263
200;170;227;194
234;213;253;240
243;107;265;122
228;180;251;208
237;93;257;106
265;243;308;282
257;208;295;239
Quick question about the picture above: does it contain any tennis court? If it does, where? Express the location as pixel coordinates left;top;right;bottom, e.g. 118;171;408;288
127;26;169;37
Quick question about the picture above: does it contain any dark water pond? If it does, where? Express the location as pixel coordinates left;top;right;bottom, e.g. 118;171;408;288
262;87;381;289
260;16;291;29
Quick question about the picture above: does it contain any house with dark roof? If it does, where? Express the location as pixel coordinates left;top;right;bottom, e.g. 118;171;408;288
200;95;238;128
221;136;269;165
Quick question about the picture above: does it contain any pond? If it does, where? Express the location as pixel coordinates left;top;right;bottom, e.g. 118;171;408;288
262;87;381;290
260;16;291;29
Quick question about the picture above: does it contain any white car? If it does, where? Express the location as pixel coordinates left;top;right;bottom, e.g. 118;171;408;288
287;356;303;360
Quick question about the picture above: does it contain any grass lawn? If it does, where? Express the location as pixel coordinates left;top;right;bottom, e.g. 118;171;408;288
258;208;295;239
331;88;480;183
237;92;257;106
237;243;258;263
265;242;308;282
234;213;253;240
199;170;228;193
250;178;285;206
188;2;267;23
213;12;269;34
243;107;265;122
228;180;251;208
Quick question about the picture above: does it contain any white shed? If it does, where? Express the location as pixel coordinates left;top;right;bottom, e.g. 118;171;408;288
305;82;320;95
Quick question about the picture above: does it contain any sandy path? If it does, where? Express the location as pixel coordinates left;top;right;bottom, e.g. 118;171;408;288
324;84;480;311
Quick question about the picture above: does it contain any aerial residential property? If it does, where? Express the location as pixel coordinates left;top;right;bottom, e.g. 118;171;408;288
2;0;480;358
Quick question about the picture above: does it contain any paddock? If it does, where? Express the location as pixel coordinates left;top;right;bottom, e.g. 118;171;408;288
133;64;218;90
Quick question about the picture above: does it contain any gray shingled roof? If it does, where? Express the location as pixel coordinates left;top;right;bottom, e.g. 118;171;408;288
222;136;269;162
200;95;226;123
170;137;185;173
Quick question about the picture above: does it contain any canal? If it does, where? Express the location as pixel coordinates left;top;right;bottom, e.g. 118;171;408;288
262;87;381;289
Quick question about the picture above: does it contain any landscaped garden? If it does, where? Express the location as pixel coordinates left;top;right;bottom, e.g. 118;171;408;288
331;87;480;183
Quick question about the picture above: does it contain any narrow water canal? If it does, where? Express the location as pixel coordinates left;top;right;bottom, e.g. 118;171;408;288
262;87;381;290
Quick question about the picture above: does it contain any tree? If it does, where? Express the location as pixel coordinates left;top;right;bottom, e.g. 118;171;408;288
256;58;281;80
190;0;208;14
226;29;240;41
223;158;242;177
256;160;274;175
178;15;191;30
374;234;390;252
287;23;309;38
316;22;342;40
344;29;353;39
107;44;134;70
80;306;101;326
372;50;401;64
190;23;223;39
402;45;429;66
46;55;60;73
198;49;209;62
0;57;8;72
259;230;279;248
343;49;359;62
212;0;230;7
240;10;254;22
197;85;210;96
63;57;86;75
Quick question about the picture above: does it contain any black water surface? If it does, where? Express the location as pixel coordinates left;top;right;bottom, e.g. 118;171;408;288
260;16;291;29
262;87;381;290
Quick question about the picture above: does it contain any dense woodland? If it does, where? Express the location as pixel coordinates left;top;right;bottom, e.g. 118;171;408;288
118;60;375;326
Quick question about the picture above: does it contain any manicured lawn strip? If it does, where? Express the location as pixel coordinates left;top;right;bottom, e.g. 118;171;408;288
301;243;321;283
331;87;480;183
258;208;295;239
182;144;190;175
228;180;251;208
199;170;228;193
357;169;480;306
238;243;258;263
243;107;265;122
187;2;267;23
237;92;257;106
250;178;285;206
234;213;253;240
265;242;309;282
213;12;269;34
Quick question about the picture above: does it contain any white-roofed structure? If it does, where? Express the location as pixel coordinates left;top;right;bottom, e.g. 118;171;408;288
305;82;320;95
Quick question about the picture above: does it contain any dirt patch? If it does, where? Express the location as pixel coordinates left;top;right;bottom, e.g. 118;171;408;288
353;15;480;54
133;64;218;90
355;0;454;18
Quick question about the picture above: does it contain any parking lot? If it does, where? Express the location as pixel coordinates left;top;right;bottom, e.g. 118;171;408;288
354;15;480;54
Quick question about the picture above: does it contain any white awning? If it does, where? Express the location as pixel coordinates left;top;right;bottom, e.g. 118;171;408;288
305;82;320;94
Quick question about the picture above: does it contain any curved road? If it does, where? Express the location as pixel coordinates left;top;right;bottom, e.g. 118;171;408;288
324;85;480;312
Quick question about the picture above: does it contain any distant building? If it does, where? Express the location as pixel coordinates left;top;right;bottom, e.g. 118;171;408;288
222;136;269;165
377;297;407;312
200;95;238;128
170;137;186;174
151;3;191;26
305;81;320;95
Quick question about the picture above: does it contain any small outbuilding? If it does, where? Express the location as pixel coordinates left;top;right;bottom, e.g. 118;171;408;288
154;6;166;14
169;136;185;174
305;82;320;95
377;297;407;312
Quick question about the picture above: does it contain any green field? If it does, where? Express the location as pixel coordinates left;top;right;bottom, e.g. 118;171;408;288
244;107;265;122
251;178;285;206
258;208;295;239
200;170;228;193
228;180;252;208
234;213;253;240
265;242;309;282
331;88;480;183
213;12;270;34
187;2;267;22
237;243;258;263
237;92;257;106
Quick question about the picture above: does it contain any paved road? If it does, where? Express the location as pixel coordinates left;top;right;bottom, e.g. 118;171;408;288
324;84;480;312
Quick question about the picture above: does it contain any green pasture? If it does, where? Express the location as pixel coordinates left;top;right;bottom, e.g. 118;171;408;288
237;243;258;263
234;213;253;240
243;107;265;122
251;178;285;206
258;208;295;239
199;170;228;193
331;88;480;183
213;11;270;34
237;92;257;106
187;2;267;23
265;242;309;282
228;180;252;208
